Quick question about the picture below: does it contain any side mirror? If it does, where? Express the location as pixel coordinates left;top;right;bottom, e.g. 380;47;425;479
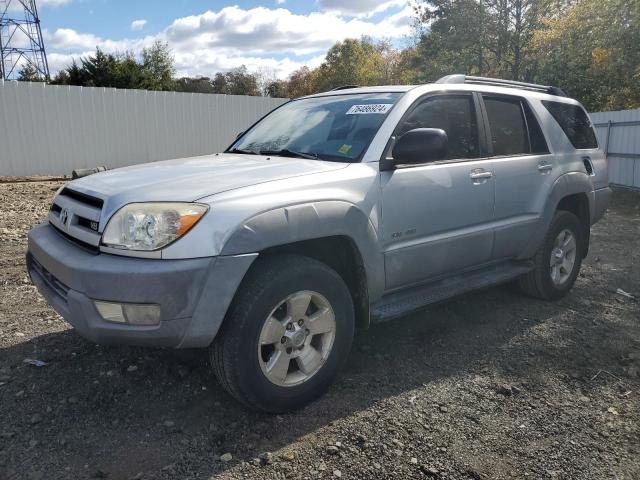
389;128;448;167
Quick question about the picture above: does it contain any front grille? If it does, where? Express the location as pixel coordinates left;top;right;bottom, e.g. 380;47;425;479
51;223;100;254
48;187;104;251
59;187;104;209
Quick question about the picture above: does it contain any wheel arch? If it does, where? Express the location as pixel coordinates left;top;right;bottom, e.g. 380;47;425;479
520;172;594;259
219;201;385;329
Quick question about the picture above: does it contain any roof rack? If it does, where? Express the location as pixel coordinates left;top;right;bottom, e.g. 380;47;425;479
435;74;567;97
330;85;360;91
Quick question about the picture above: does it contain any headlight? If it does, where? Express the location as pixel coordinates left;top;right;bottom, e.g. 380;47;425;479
101;202;208;251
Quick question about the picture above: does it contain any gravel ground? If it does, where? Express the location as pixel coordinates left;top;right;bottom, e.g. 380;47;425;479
0;180;638;480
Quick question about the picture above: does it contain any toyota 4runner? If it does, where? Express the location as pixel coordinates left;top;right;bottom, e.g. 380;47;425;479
27;75;610;412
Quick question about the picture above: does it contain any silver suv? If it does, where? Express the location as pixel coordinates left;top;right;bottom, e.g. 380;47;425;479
27;75;610;412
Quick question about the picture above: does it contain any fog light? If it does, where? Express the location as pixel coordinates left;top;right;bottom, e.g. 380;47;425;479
95;301;126;323
94;301;160;325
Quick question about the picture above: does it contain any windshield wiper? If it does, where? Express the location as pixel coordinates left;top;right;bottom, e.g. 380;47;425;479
227;148;258;155
259;149;319;160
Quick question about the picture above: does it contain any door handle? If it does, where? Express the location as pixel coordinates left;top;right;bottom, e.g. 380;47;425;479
470;169;493;184
469;170;493;180
537;163;553;173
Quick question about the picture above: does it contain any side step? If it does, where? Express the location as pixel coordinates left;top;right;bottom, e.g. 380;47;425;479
371;262;533;323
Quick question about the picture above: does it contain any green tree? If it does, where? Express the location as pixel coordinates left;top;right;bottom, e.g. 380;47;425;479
315;38;387;91
80;48;120;87
17;63;44;82
210;66;261;96
414;0;549;82
286;67;319;98
140;41;176;91
532;0;640;110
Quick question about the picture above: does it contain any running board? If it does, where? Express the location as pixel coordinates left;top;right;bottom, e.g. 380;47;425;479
371;262;533;323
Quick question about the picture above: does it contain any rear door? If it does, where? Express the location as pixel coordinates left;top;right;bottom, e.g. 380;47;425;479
380;92;495;291
480;94;555;260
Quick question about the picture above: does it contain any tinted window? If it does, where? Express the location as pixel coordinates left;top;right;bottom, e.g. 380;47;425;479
397;95;479;159
542;100;598;149
523;101;549;154
483;96;528;156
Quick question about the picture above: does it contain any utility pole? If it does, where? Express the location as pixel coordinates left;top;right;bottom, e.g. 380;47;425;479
0;0;50;80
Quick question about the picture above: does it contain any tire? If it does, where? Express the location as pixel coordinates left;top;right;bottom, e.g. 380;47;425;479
210;254;355;412
518;210;585;301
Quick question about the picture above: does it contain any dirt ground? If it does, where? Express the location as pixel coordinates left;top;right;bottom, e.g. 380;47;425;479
0;180;638;480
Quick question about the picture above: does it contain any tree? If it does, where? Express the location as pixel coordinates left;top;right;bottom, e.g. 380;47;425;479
140;41;176;91
285;67;319;97
175;76;216;93
17;63;44;82
315;38;387;91
210;66;261;96
265;79;289;98
413;0;550;82
80;48;120;87
532;0;640;110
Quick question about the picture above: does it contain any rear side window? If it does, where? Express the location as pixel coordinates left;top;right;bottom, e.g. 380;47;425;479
397;94;479;159
483;96;529;156
542;101;598;149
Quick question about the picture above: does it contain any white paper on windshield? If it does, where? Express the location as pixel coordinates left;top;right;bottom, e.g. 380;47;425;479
346;104;393;115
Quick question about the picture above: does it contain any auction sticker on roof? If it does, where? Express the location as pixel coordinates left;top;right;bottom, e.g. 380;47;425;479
346;104;393;115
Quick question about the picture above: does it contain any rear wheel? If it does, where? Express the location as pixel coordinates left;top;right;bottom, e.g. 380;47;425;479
518;210;584;300
210;254;354;412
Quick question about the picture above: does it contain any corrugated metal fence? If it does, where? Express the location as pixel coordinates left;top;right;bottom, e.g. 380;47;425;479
0;80;287;176
591;108;640;189
1;80;639;186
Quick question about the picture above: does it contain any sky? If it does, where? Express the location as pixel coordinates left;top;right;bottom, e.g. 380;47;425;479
25;0;417;79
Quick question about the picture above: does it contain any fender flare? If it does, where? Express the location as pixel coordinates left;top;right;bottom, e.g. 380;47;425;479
520;171;594;259
220;200;385;301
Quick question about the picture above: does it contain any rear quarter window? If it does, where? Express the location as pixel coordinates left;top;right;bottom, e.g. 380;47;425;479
542;101;598;149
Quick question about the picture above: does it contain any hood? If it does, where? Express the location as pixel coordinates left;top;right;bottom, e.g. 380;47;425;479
67;153;348;215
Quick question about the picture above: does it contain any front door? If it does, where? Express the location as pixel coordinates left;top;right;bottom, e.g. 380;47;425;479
381;93;495;291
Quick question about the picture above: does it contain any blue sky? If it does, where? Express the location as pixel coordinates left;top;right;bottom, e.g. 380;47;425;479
31;0;415;78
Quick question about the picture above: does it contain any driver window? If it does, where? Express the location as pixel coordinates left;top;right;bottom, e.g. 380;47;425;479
397;95;479;159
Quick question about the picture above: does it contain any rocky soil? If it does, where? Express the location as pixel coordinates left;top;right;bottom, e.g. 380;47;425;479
0;180;638;480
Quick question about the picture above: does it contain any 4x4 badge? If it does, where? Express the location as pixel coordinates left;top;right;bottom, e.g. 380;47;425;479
59;208;70;226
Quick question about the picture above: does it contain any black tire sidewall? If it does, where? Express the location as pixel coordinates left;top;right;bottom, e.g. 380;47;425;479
537;211;583;300
224;256;354;412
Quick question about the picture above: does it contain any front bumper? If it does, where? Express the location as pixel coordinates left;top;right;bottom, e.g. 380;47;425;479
27;223;256;348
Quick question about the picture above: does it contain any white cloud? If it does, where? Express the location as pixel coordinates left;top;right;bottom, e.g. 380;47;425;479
163;6;412;56
316;0;407;17
45;4;414;79
275;0;286;4
130;19;147;31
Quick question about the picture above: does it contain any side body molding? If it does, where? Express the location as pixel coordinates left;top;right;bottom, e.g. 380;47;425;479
519;171;594;260
220;201;385;301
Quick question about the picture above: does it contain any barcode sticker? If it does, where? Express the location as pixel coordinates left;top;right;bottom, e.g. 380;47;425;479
346;104;393;115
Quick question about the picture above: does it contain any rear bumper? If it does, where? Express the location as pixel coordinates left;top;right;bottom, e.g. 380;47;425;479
27;223;256;348
591;186;611;225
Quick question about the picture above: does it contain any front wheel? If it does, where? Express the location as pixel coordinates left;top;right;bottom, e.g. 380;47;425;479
210;254;354;412
518;210;585;301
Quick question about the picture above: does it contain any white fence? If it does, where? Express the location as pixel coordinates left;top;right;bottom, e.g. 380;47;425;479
0;80;287;176
591;108;640;189
1;80;639;186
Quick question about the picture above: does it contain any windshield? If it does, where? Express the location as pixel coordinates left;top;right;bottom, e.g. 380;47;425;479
228;92;403;162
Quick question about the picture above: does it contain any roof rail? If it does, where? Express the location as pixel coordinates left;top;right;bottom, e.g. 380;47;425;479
330;85;360;91
435;74;567;97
